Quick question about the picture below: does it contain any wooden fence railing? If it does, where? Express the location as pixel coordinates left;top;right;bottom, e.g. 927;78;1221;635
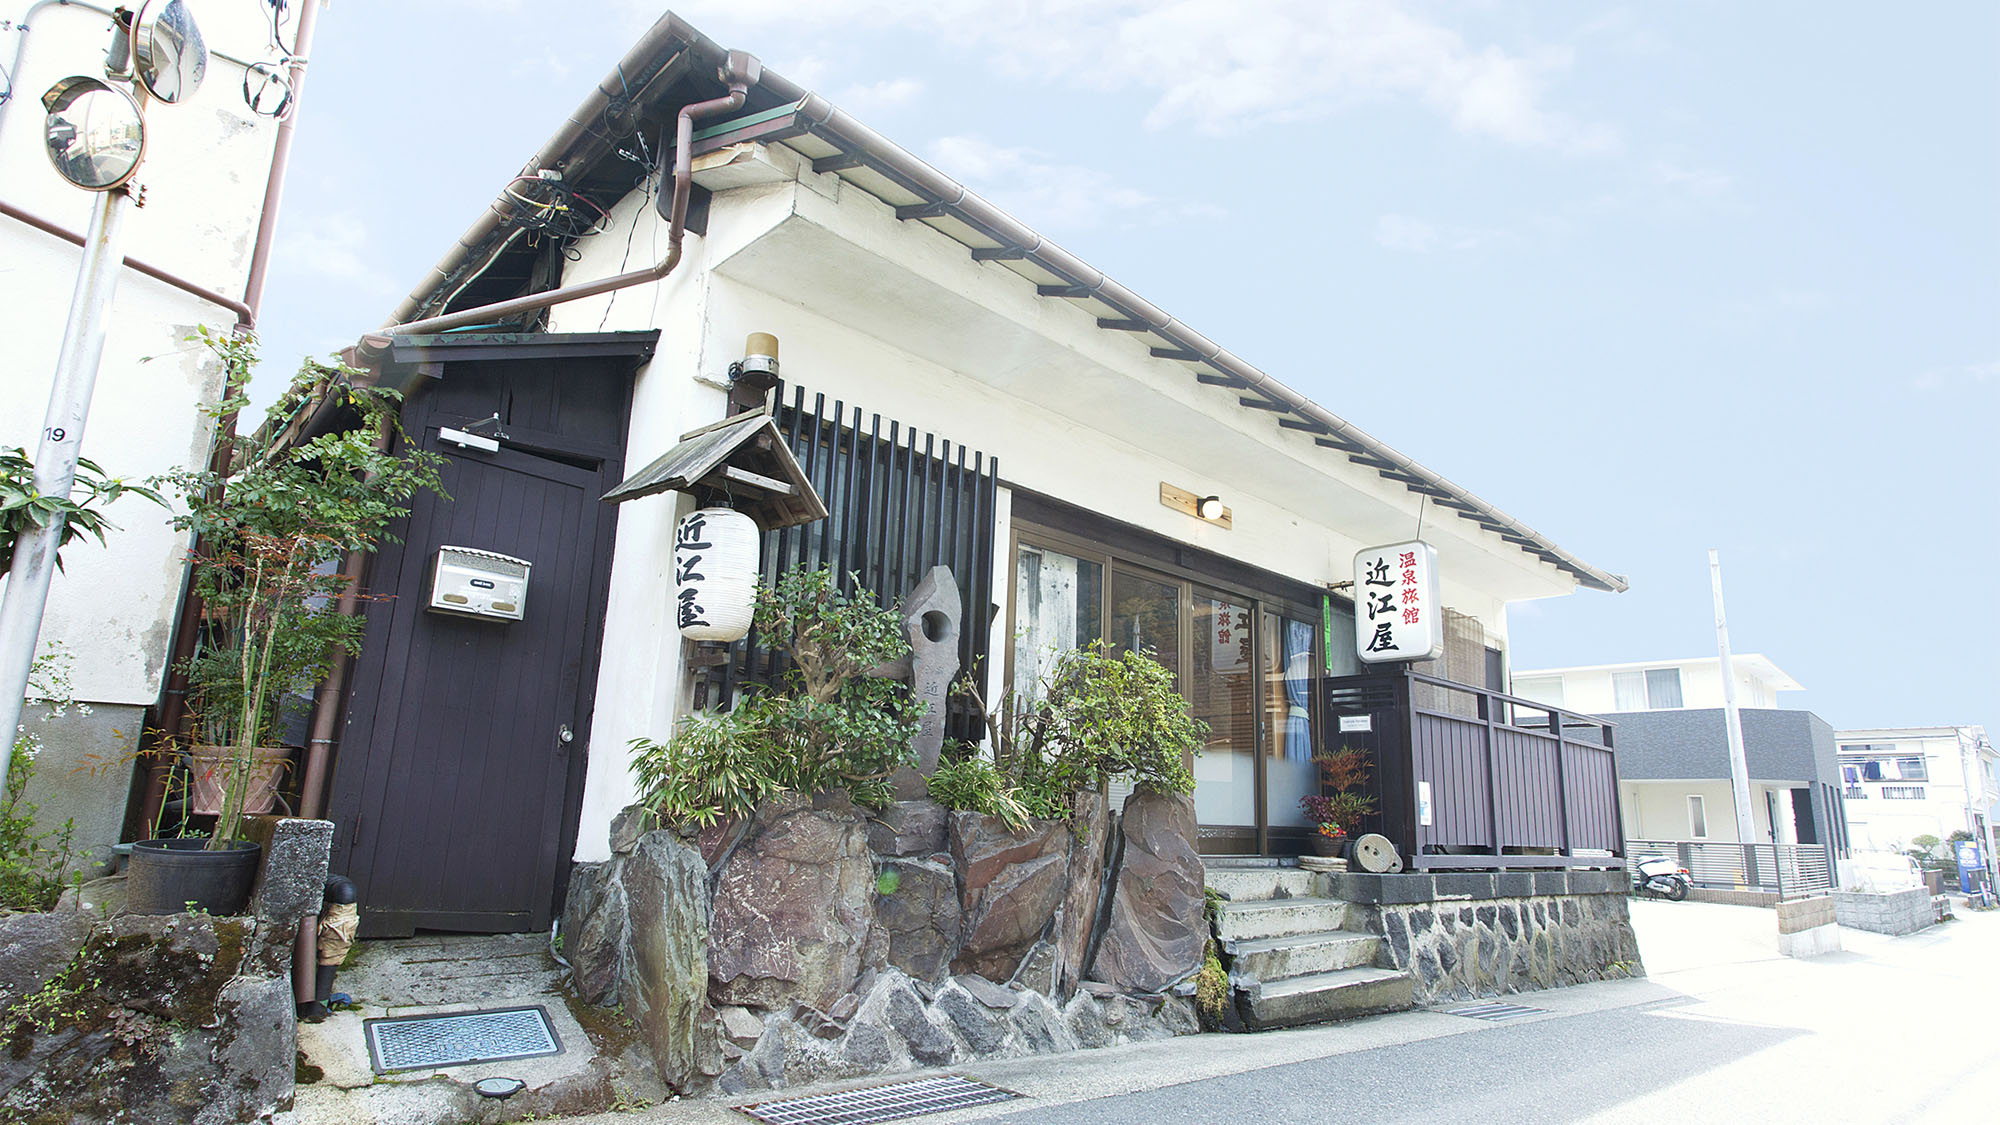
1322;670;1625;871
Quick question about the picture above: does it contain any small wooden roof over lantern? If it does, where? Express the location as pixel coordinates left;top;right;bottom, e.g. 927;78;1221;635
601;409;826;530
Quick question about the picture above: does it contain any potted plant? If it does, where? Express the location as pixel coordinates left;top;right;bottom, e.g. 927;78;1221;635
1300;745;1375;858
126;329;444;915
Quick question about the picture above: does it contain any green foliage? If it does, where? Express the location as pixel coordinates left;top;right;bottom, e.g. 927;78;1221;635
157;328;447;847
1194;939;1229;1027
3;648;84;913
926;754;1038;832
631;568;921;828
0;448;164;582
1300;745;1376;835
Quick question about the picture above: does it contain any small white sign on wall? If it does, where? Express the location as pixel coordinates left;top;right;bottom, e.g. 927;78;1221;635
1353;540;1442;664
1338;715;1372;733
1418;781;1433;827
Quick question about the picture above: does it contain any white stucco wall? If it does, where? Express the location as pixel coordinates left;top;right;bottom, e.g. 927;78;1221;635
1838;728;1993;853
1621;778;1793;844
1;1;282;705
1523;656;1790;715
544;149;1582;862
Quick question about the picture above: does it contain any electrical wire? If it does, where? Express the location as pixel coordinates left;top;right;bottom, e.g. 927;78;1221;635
502;175;611;240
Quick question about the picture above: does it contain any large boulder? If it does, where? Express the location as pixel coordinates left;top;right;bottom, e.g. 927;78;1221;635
865;799;948;857
710;802;876;1012
1053;790;1111;998
621;831;720;1089
561;861;627;1006
950;813;1068;982
1090;788;1205;994
873;858;960;983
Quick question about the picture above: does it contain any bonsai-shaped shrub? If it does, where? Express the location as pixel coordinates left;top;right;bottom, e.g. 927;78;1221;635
1300;745;1375;839
159;328;445;848
939;640;1205;825
631;567;922;827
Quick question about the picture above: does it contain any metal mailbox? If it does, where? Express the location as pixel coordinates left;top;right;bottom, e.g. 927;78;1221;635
427;546;530;622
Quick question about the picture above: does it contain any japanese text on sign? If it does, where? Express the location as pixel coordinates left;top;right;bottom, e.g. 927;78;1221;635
674;513;715;630
1353;541;1441;663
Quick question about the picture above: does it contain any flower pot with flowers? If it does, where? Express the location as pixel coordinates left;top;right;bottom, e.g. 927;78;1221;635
1299;745;1375;858
126;329;445;915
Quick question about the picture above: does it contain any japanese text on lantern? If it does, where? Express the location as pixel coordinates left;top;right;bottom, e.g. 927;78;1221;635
674;513;714;630
1353;541;1440;664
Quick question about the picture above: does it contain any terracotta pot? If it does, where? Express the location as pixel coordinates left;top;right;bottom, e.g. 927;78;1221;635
1308;832;1348;858
188;744;293;816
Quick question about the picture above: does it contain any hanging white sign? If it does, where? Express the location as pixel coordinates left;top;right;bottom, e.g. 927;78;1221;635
1353;540;1441;663
674;507;759;642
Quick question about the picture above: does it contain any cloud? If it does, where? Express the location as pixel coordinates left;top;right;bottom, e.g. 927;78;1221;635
926;135;1217;230
666;0;1608;149
834;77;924;112
1373;213;1512;254
274;212;400;298
1912;360;2000;392
1651;160;1732;199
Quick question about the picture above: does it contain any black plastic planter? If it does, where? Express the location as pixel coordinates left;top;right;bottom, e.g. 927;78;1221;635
126;838;262;915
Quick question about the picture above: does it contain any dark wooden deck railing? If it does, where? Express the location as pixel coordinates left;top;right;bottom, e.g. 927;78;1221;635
1321;670;1625;871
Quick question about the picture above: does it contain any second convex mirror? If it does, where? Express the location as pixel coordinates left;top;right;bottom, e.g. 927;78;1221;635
133;0;207;103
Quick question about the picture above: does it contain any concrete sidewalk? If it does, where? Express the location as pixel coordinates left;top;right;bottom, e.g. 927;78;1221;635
298;899;1998;1124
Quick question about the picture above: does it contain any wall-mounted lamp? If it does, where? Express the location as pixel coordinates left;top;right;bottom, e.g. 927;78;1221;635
1160;482;1232;529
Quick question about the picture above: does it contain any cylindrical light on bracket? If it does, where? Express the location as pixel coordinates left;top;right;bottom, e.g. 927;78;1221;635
674;507;759;641
1197;495;1225;521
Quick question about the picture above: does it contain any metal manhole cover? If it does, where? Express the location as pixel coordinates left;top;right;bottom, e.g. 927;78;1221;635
364;1005;562;1073
740;1074;1021;1125
1440;1002;1549;1023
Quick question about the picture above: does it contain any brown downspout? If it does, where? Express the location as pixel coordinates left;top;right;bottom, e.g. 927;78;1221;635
293;53;763;818
130;0;326;837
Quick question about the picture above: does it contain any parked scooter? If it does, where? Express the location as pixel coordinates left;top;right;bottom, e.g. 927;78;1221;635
1633;855;1692;901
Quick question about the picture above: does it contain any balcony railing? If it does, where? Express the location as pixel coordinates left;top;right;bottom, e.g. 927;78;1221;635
1626;838;1835;902
1321;670;1624;872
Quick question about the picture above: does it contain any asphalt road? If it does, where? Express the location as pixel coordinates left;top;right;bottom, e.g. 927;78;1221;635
577;897;1999;1125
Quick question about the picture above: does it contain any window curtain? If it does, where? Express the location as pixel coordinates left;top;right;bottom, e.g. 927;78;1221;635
1284;618;1313;761
1612;670;1648;711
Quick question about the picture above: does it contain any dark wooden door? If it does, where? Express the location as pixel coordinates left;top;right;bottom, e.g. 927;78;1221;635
330;356;631;937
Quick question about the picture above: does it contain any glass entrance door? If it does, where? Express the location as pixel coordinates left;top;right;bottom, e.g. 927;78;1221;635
1105;566;1182;811
1191;587;1257;843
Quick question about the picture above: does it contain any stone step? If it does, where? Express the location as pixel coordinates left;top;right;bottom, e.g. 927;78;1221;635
1243;965;1415;1030
1213;896;1349;942
1225;931;1382;982
1205;867;1317;903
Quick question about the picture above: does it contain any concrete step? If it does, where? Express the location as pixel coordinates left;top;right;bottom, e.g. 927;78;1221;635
1225;931;1382;982
1213;896;1349;942
1206;867;1316;903
1243;965;1415;1030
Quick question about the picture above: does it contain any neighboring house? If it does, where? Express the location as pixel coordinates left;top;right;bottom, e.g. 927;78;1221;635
1837;726;1998;863
298;13;1629;937
1511;656;1849;852
0;1;306;865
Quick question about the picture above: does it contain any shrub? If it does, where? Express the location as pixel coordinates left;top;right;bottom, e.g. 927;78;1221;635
926;755;1036;831
2;649;84;912
630;568;921;827
1300;745;1375;835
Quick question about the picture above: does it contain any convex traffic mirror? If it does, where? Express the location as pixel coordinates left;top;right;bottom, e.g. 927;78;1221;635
134;0;207;103
41;76;145;190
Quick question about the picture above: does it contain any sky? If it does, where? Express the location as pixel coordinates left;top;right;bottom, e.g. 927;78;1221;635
252;1;1999;732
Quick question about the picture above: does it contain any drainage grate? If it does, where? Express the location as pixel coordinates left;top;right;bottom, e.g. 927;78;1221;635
364;1006;562;1073
1440;1002;1549;1023
740;1074;1021;1125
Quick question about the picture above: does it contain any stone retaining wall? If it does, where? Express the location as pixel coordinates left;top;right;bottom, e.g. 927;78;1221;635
562;787;1206;1096
1322;869;1643;1004
1834;888;1935;936
1775;894;1841;957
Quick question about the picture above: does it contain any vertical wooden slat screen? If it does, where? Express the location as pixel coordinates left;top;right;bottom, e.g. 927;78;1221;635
722;383;999;746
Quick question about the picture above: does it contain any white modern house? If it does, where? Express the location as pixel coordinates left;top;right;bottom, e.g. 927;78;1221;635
0;0;311;863
1511;655;1848;852
1838;726;1998;865
290;13;1633;936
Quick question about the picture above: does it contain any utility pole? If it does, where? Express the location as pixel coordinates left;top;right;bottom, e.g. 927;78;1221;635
1709;550;1759;852
0;188;132;796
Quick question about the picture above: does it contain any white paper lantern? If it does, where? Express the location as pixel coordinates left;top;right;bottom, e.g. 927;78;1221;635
674;507;759;641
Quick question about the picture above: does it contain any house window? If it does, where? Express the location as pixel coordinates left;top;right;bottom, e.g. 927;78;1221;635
1612;671;1648;711
1841;765;1859;784
1895;757;1928;782
1844;787;1867;800
1688;795;1708;838
1511;675;1563;708
1644;667;1683;709
1881;786;1926;800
